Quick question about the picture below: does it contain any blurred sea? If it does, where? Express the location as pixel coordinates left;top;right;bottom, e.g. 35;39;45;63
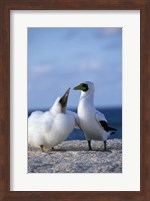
28;107;122;141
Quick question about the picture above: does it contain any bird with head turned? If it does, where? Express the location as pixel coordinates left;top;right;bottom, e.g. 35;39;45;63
74;81;117;151
28;88;78;151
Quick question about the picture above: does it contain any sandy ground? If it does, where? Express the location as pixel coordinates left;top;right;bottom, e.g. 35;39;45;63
28;139;122;173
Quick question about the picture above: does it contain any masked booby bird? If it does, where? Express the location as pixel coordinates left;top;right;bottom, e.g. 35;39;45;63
28;88;76;151
74;81;117;151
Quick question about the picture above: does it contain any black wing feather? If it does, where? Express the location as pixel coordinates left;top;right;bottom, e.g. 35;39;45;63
108;127;117;131
100;121;117;132
100;121;109;132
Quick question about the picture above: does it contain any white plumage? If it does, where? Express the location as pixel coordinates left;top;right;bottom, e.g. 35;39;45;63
74;81;117;151
28;88;76;150
66;110;80;129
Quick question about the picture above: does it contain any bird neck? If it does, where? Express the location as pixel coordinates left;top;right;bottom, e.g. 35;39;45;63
50;103;61;116
80;91;94;106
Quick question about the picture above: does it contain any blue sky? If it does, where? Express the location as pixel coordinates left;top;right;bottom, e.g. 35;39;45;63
28;28;122;109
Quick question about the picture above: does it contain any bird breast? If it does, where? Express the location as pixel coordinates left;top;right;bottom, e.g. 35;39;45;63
77;102;104;140
78;102;96;128
44;113;75;147
53;113;75;135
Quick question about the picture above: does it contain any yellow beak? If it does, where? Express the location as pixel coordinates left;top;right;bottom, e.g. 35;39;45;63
73;84;85;91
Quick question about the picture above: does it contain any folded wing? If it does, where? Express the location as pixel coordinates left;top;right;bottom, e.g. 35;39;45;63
95;111;117;132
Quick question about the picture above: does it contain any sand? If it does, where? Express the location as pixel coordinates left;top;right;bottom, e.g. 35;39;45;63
28;139;122;173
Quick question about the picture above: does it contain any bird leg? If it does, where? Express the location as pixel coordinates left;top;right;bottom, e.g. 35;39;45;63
104;140;107;151
103;141;111;152
40;145;44;152
88;140;92;150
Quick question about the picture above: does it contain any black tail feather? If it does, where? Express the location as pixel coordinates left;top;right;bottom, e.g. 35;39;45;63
108;127;117;131
110;132;115;135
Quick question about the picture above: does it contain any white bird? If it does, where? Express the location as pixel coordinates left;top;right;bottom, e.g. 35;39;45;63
74;81;117;151
28;88;77;151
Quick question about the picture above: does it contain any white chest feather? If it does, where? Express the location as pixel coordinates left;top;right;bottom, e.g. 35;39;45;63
44;113;75;147
77;98;107;141
28;112;75;148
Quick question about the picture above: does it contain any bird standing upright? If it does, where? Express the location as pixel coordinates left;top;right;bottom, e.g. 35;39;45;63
74;81;117;151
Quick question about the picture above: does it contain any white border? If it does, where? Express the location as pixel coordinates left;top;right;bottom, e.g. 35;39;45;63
10;10;140;191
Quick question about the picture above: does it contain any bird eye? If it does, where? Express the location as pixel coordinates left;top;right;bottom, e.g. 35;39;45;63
82;83;87;87
81;83;89;91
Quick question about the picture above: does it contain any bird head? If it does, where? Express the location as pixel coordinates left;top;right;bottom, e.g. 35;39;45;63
51;88;70;114
59;88;70;113
73;81;94;94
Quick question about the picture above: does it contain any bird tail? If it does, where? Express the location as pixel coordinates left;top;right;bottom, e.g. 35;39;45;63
109;127;117;135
